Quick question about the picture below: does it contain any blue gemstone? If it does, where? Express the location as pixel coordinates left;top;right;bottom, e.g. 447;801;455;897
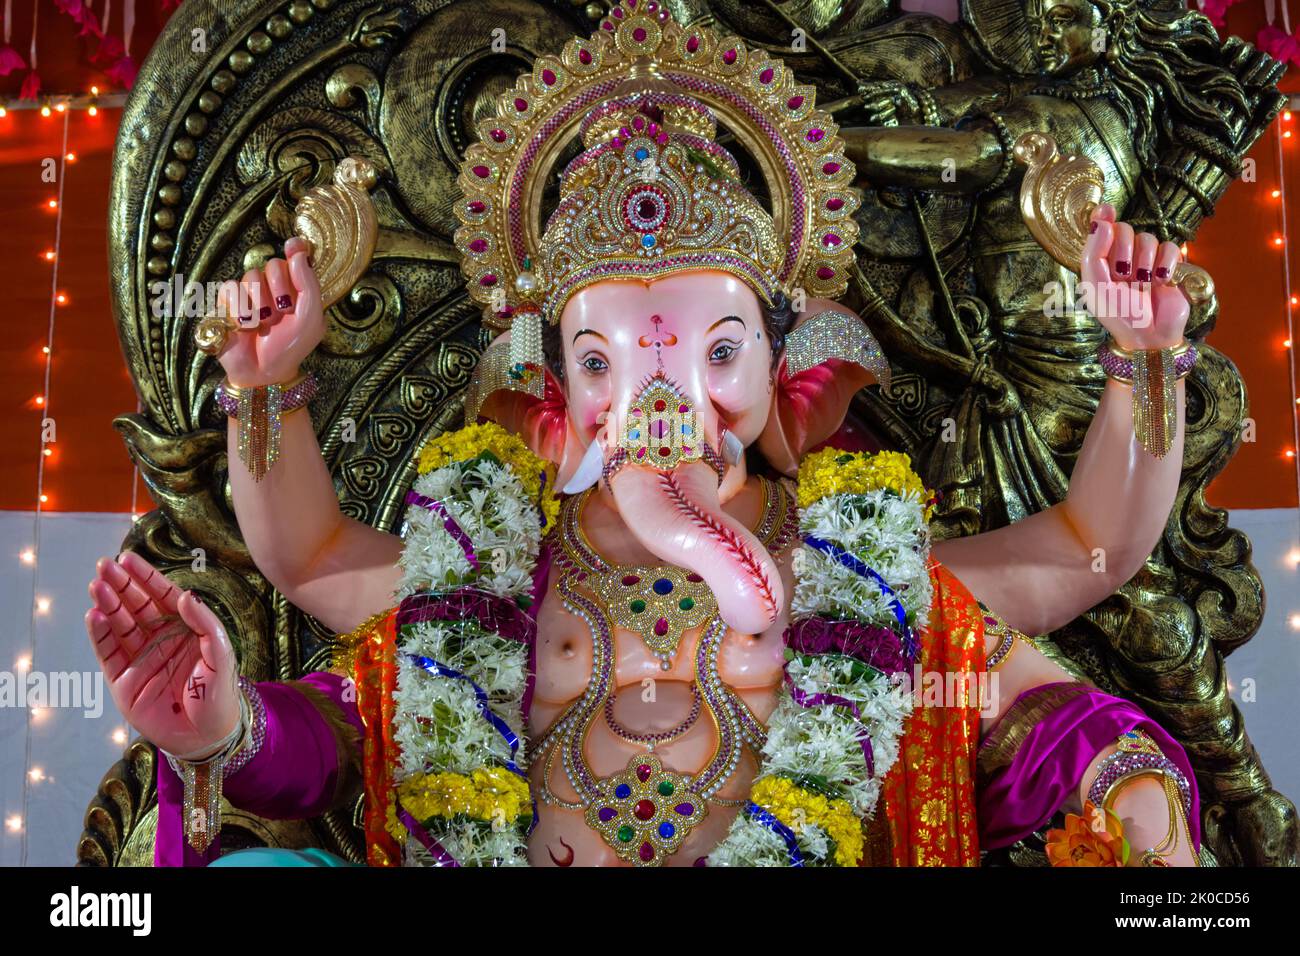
659;821;676;839
634;147;649;162
641;233;656;248
615;784;632;800
653;578;673;596
629;429;640;440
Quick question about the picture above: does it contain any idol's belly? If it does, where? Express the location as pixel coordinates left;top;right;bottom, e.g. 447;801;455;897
527;678;778;866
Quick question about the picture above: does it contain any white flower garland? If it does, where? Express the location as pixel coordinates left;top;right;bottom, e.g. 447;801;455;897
708;474;931;867
390;452;543;867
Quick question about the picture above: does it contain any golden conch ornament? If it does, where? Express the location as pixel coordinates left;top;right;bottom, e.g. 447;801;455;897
194;157;380;356
1013;132;1215;304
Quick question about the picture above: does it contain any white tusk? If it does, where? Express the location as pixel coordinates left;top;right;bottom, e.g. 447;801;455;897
721;428;745;467
561;438;605;494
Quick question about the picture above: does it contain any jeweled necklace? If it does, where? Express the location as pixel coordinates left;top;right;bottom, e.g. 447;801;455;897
603;682;702;749
532;477;796;866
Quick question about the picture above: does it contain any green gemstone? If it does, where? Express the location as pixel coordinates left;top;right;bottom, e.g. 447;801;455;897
657;781;674;796
630;599;647;614
678;597;694;611
617;825;635;843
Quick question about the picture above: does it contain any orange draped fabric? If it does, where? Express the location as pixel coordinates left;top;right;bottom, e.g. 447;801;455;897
347;608;402;867
879;562;986;866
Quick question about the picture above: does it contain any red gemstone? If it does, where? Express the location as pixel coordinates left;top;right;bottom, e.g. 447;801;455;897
489;129;507;143
638;198;658;219
634;799;655;820
468;238;488;253
602;20;614;30
759;68;774;84
467;201;486;214
816;266;836;280
822;161;842;175
654;617;669;635
647;0;657;10
823;233;841;247
722;49;737;64
656;133;669;145
633;27;647;42
807;128;825;143
542;69;556;86
613;6;624;17
472;165;491;178
628;0;639;7
646;122;658;136
685;573;703;582
639;842;655;862
686;36;700;53
480;274;497;286
637;763;653;781
579;48;593;65
826;197;844;211
514;97;528;112
654;399;666;411
658;447;670;457
633;115;645;132
622;574;641;586
787;95;804;109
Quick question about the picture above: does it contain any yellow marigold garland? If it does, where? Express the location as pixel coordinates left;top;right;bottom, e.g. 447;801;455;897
415;421;560;530
751;776;865;867
797;448;934;519
386;767;532;842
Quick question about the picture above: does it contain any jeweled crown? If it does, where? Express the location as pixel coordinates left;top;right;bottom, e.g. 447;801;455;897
537;91;783;323
453;0;861;333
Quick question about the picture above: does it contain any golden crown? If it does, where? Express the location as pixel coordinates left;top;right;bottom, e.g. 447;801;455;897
453;0;862;333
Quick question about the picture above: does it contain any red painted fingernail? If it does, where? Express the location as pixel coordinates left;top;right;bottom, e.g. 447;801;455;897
276;295;292;310
259;306;273;319
1155;266;1170;279
1115;261;1130;276
1089;221;1099;233
1135;268;1152;282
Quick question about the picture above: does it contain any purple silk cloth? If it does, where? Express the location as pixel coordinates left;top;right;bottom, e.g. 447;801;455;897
154;671;363;867
977;681;1200;851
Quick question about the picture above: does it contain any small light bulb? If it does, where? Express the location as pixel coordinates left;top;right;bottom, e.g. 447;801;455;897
65;152;75;163
88;105;98;117
4;815;21;833
55;293;67;305
15;655;31;671
1276;237;1286;247
91;86;99;96
28;768;44;783
40;105;50;117
1286;111;1294;122
19;548;34;564
0;106;7;118
1291;613;1300;630
55;102;66;113
36;597;50;614
41;345;49;354
42;448;51;457
1287;548;1300;567
47;199;57;209
38;494;47;504
34;396;44;406
1274;189;1283;198
111;728;128;745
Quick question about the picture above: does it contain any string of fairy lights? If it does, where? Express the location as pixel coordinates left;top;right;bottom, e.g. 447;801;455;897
1279;101;1300;633
3;91;134;857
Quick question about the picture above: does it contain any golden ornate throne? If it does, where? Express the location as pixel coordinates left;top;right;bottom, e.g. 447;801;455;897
78;0;1296;866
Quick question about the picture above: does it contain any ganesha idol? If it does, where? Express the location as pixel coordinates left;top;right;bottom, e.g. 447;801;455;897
85;4;1207;867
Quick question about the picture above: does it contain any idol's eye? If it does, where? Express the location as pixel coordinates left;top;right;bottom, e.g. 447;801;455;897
580;354;609;374
709;341;741;364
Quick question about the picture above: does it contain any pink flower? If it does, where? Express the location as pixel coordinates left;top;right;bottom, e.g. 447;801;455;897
1201;0;1233;27
1258;24;1300;67
0;44;26;76
19;69;42;101
105;56;138;90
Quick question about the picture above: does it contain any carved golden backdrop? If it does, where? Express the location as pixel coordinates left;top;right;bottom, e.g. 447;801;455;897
79;0;1295;866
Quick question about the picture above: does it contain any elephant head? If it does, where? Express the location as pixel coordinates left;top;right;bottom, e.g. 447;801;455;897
470;269;885;635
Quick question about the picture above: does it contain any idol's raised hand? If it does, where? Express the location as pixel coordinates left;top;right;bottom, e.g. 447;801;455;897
1081;203;1191;350
84;551;240;760
216;235;324;388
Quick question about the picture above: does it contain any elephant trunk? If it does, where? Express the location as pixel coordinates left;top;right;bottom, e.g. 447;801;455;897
608;459;783;636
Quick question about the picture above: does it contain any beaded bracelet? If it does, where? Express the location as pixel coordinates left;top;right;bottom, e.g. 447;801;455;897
1087;729;1192;822
1096;339;1198;383
215;373;318;481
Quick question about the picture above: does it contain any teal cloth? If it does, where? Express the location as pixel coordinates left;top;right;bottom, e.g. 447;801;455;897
208;847;360;867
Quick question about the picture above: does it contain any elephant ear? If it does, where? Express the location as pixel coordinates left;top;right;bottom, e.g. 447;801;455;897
465;333;588;488
757;305;891;476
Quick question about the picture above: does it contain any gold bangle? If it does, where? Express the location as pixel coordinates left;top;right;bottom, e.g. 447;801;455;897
220;372;309;397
